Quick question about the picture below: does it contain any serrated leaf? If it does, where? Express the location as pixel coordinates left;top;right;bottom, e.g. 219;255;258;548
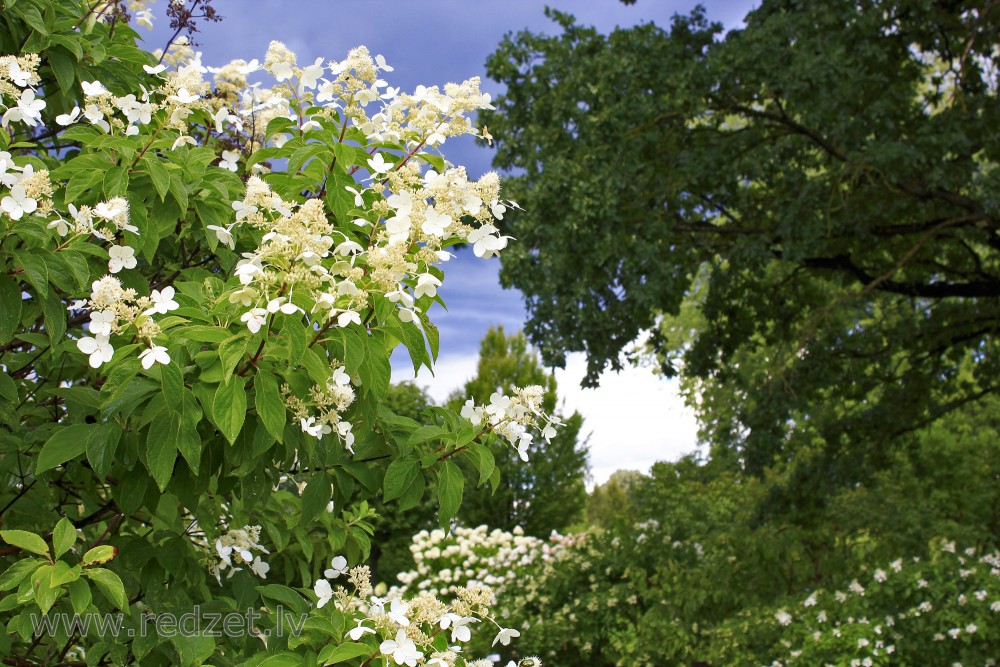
143;155;170;201
145;412;179;491
213;378;247;444
41;288;67;348
321;642;372;665
259;654;307;667
176;325;232;343
254;372;285;444
398;470;425;512
299;472;332;526
68;578;91;615
87;422;120;481
15;249;50;299
0;274;21;344
437;460;464;528
383;456;420;503
0;559;41;591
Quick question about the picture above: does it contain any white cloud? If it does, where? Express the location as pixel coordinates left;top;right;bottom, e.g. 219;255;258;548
392;350;701;486
391;350;478;404
554;353;701;486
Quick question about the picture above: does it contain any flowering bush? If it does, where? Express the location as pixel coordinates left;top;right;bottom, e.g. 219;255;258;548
394;525;563;663
706;540;1000;666
0;2;559;665
395;525;560;598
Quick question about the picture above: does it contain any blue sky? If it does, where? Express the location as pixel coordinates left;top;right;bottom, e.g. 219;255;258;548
144;0;757;483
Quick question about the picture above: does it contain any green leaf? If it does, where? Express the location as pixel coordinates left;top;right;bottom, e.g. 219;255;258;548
407;425;447;449
320;642;372;665
41;288;67;348
437;460;464;528
49;33;84;60
50;560;80;586
177;325;233;343
52;518;76;560
0;371;16;402
417;152;446;173
104;165;129;197
81;545;117;567
0;559;42;591
213;378;247;444
68;578;91;615
397;469;425;512
0;530;49;558
14;3;48;35
114;470;148;515
36;423;92;473
0;274;21;344
174;408;203;475
254;372;285;443
383;456;420;503
59;251;91;290
256;584;308;614
359;337;390;399
86;422;121;481
299;472;332;526
144;156;170;201
83;567;128;610
259;654;307;667
48;48;76;95
468;442;496;488
14;249;50;299
170;633;217;667
219;333;250;383
145;412;179;491
159;361;185;406
31;565;59;614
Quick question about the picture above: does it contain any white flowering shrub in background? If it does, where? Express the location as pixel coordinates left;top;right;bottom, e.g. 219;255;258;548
707;540;1000;666
0;1;558;665
394;525;557;598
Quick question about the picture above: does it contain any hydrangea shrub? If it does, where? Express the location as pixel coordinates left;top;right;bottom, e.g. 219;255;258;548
0;2;558;665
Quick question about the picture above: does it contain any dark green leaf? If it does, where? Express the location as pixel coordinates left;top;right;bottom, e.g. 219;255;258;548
213;377;247;444
36;423;92;473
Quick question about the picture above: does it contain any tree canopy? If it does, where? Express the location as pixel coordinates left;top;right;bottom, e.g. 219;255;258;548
482;1;1000;479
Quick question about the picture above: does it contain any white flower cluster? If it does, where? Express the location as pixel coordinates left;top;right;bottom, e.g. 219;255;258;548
284;365;357;453
460;387;562;461
0;55;43;127
72;276;178;369
395;525;561;599
0;155;52;220
3;41;520;447
312;555;525;667
210;525;270;583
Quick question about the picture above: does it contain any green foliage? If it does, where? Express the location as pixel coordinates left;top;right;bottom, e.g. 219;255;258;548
585;469;643;530
482;1;1000;488
0;3;530;664
367;383;440;583
496;402;1000;666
